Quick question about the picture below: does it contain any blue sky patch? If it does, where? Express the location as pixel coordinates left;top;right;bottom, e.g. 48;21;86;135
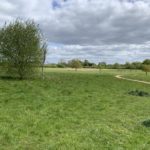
52;0;61;9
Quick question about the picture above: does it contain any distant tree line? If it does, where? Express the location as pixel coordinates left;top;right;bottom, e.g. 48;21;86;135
45;59;150;74
45;59;98;69
44;59;150;69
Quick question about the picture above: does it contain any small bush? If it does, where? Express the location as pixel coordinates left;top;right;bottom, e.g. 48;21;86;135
142;120;150;127
128;90;150;97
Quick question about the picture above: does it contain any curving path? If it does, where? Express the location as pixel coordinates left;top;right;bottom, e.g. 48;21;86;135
115;75;150;85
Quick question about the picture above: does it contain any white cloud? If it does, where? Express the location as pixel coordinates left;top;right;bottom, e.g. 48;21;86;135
0;0;16;12
47;43;150;64
0;0;150;63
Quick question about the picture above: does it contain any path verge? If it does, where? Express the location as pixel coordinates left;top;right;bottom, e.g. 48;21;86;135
115;75;150;85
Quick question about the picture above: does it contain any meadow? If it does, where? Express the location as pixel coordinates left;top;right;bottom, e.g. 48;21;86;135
0;69;150;149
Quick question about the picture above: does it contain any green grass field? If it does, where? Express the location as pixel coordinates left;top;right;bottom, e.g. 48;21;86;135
0;69;150;149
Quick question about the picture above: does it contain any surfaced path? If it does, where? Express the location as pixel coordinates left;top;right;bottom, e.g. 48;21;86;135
115;75;150;85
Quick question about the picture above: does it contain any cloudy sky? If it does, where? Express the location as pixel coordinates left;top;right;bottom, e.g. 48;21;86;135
0;0;150;64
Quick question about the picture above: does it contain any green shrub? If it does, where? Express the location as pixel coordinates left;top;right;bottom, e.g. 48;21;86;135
128;90;150;97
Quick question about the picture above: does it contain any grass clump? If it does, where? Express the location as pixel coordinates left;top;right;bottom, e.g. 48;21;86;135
142;120;150;127
128;90;150;97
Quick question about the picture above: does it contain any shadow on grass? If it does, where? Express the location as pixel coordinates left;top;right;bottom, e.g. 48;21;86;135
0;75;19;80
142;120;150;128
128;90;150;97
0;75;42;81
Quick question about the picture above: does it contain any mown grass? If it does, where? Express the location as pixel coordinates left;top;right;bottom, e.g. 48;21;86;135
0;69;150;149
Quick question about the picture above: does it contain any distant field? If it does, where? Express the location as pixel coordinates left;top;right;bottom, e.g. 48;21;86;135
0;69;150;149
45;68;150;81
124;72;150;82
44;68;100;74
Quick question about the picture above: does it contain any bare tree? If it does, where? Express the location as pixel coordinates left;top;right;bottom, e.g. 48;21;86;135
41;42;47;79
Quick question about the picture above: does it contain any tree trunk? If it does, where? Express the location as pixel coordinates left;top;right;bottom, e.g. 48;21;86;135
18;69;24;80
42;65;44;79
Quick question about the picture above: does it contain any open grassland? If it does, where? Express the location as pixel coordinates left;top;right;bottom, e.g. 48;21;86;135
0;69;150;149
45;68;150;82
123;72;150;82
